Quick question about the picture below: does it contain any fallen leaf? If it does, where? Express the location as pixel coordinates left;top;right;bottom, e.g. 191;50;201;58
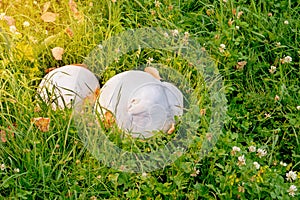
236;61;247;70
0;130;7;143
68;0;84;21
45;67;57;74
32;117;50;132
65;27;74;38
104;111;115;128
167;123;175;134
3;15;15;26
42;1;51;13
41;12;58;22
51;47;64;60
72;63;88;68
83;87;100;105
144;67;161;80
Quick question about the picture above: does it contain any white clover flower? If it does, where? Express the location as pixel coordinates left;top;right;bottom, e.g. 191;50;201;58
146;57;154;64
142;172;147;177
98;44;103;49
297;106;300;111
253;162;260;169
257;148;267;158
219;44;226;53
0;13;5;20
190;168;200;177
23;21;30;27
171;29;179;37
164;32;169;38
269;65;276;74
284;20;289;25
154;0;161;8
280;161;287;167
231;146;241;155
288;185;297;197
235;26;240;30
248;145;256;153
283;56;292;63
184;31;189;38
0;164;5;171
286;171;297;182
237;155;246;166
14;168;20;173
9;25;17;33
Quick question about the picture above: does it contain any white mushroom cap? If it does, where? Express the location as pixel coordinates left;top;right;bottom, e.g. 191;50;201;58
37;65;100;110
96;70;183;138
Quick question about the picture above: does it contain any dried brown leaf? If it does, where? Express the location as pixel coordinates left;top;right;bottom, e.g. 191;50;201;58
43;1;51;13
51;47;64;60
32;117;50;132
41;12;58;22
144;67;161;80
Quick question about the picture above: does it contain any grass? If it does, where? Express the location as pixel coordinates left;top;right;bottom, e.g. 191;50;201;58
0;0;300;199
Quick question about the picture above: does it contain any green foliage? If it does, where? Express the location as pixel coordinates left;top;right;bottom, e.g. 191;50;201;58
0;0;299;199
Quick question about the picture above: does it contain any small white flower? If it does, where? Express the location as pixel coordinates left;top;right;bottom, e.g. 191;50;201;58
253;162;260;170
9;25;17;33
231;146;240;155
98;44;103;49
264;113;271;118
164;32;169;38
237;155;246;166
283;55;292;63
171;29;179;37
287;185;297;197
23;21;30;27
286;171;297;182
190;168;200;177
33;1;38;5
280;161;287;167
219;44;226;53
0;13;5;20
284;20;289;25
248;145;256;153
269;65;276;74
274;95;280;101
146;57;154;64
0;164;5;171
275;42;281;47
257;148;267;158
14;168;20;173
142;172;147;177
235;26;240;30
154;0;161;8
184;31;189;38
297;106;300;111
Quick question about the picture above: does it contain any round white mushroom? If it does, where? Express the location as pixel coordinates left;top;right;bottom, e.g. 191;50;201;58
96;69;183;138
37;65;100;110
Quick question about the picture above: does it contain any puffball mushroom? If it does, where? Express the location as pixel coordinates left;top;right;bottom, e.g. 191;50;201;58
37;65;100;110
96;69;183;138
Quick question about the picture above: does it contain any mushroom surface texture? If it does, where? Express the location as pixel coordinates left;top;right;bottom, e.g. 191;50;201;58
37;65;100;110
96;70;183;138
